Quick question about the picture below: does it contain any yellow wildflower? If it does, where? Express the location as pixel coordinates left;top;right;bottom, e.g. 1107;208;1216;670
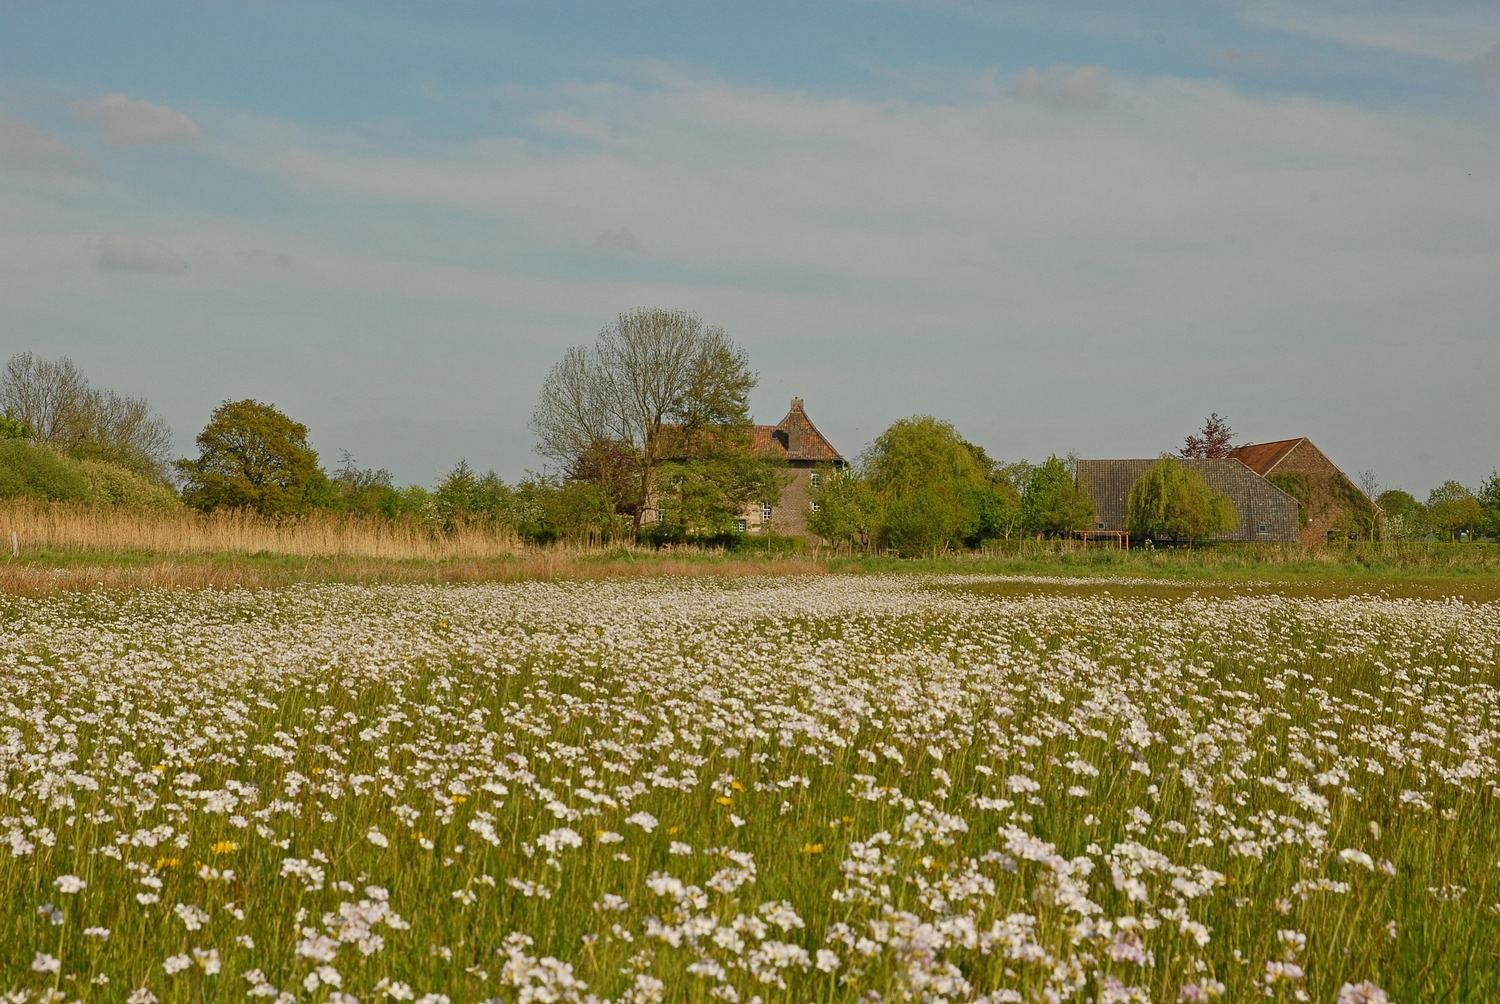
450;794;468;805
730;780;746;792
802;842;823;855
211;840;238;854
715;796;734;806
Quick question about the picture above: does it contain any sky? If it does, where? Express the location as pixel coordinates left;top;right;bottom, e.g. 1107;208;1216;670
3;1;1498;495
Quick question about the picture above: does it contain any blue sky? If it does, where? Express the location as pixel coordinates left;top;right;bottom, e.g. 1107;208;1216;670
3;2;1499;493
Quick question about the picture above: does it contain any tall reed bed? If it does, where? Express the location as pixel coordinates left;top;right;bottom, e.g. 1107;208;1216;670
0;500;520;561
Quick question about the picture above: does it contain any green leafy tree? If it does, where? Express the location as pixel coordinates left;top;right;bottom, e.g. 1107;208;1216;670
1020;455;1095;536
1375;489;1426;541
861;416;991;556
1426;480;1482;542
807;469;881;553
960;442;1023;546
434;459;480;528
1124;455;1237;544
388;485;438;523
176;400;331;516
0;413;33;440
651;431;787;541
501;474;629;545
433;460;515;530
1478;472;1500;540
546;479;622;545
331;451;401;518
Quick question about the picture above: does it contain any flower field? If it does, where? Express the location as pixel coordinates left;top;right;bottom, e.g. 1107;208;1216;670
2;575;1497;1002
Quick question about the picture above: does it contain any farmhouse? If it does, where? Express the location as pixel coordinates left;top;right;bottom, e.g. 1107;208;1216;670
1229;438;1379;545
1076;457;1301;543
745;398;846;537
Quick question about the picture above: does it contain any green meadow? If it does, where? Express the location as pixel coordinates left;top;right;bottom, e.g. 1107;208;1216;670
2;570;1496;1002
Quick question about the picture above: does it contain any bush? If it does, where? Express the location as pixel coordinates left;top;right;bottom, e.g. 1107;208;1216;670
77;459;181;510
0;439;91;502
729;532;806;556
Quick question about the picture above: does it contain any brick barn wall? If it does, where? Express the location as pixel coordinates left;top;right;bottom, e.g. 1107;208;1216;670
1268;442;1368;546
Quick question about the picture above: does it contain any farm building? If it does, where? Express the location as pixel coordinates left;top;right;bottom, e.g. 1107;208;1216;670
1229;438;1379;545
1075;457;1301;543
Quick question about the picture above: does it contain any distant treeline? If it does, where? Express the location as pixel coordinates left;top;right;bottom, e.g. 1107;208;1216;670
3;347;1497;554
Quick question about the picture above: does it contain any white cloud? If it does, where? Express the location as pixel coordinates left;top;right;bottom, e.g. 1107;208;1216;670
225;64;1500;313
0;111;87;171
72;94;204;146
591;227;643;254
97;235;188;273
1009;65;1109;111
1241;5;1500;62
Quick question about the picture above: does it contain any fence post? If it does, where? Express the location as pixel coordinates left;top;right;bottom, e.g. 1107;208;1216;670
10;531;17;557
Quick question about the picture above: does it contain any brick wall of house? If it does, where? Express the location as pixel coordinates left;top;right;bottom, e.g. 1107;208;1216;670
1076;458;1300;542
745;460;819;537
1263;442;1369;546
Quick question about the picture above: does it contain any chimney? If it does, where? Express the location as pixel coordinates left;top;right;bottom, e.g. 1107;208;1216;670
786;398;805;456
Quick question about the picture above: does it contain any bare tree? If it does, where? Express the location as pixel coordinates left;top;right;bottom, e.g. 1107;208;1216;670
1;352;174;480
1181;413;1236;459
531;308;757;528
1;353;88;443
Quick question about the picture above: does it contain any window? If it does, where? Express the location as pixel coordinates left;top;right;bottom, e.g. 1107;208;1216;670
810;500;822;513
735;519;747;533
809;472;822;489
1257;524;1268;534
1096;522;1105;529
761;503;773;521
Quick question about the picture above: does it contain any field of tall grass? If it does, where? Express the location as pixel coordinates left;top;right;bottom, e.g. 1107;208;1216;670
2;574;1495;1001
0;500;522;562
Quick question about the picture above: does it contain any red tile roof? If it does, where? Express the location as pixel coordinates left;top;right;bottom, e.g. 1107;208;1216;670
1229;438;1304;475
754;399;845;463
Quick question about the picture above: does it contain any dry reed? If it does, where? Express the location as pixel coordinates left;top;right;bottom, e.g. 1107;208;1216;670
0;499;520;560
0;501;826;595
